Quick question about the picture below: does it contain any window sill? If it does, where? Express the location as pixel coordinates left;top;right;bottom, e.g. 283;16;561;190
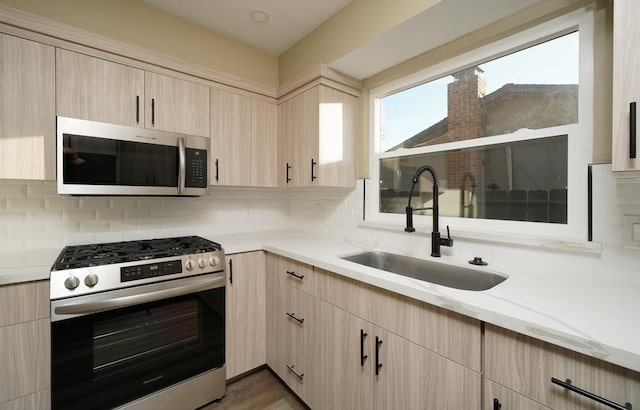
358;220;603;255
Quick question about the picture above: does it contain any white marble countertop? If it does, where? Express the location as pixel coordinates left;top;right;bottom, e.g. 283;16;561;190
215;230;640;374
2;230;638;374
0;248;60;285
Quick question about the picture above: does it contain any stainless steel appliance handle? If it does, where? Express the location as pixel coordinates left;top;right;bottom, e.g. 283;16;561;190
54;276;223;317
178;136;186;194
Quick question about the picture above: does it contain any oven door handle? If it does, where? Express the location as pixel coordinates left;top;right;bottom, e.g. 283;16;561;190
53;276;223;317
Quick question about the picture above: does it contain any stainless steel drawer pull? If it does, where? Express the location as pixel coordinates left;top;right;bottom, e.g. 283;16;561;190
286;312;304;324
286;270;304;280
286;364;304;381
551;378;632;410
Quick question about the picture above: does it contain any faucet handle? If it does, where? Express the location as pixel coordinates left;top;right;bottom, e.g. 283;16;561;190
442;225;454;247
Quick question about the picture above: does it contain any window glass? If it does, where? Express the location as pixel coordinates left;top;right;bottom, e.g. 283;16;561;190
379;31;579;153
379;135;568;223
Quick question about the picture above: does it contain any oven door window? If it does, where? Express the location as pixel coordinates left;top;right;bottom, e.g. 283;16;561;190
51;288;224;410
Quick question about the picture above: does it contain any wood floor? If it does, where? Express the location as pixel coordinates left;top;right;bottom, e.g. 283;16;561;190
199;367;309;410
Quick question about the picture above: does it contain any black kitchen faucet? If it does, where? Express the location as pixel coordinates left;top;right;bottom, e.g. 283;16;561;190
404;164;453;257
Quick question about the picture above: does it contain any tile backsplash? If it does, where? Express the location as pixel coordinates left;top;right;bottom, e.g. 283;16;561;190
0;181;291;251
2;163;640;288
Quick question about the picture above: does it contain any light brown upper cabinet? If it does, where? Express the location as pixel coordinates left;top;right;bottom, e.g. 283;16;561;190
57;49;209;137
278;85;357;188
56;49;144;128
612;0;640;172
0;34;55;180
210;88;277;187
144;71;209;137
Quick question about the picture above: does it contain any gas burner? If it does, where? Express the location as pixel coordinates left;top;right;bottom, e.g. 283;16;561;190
52;236;221;271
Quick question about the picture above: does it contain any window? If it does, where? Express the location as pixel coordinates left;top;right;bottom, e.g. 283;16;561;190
369;10;593;240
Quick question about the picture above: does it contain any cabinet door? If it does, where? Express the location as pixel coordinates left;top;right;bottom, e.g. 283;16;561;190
485;324;640;410
317;85;357;187
373;325;481;410
278;88;318;187
306;298;373;410
0;34;55;180
225;251;266;379
251;99;278;187
210;88;252;186
613;0;640;172
56;49;144;127
145;71;210;137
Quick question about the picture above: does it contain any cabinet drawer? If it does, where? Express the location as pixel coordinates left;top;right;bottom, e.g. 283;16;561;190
485;379;552;410
282;259;314;293
313;267;481;371
485;324;640;410
282;287;312;343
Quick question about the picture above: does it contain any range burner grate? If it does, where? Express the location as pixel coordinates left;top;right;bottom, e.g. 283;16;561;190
52;236;221;270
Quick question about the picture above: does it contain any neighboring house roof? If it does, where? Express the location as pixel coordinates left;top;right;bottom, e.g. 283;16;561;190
387;83;578;151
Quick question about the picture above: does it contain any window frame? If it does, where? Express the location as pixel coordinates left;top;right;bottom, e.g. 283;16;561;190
367;8;594;241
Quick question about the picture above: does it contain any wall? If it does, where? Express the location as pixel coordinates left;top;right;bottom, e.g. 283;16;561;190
288;166;640;289
0;0;279;87
0;181;291;251
278;0;441;84
1;163;638;289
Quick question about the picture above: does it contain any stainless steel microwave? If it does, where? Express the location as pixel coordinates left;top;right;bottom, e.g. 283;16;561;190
57;117;208;196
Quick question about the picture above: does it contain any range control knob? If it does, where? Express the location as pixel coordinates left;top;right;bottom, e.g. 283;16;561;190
84;272;99;287
198;259;206;269
185;260;195;271
64;274;80;290
209;256;220;267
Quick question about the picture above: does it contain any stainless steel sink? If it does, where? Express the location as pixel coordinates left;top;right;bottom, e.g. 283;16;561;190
340;251;507;291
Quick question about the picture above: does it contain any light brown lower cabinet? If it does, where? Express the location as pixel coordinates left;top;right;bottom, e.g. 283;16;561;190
0;280;50;409
0;390;50;410
266;253;481;410
485;324;640;410
225;251;266;379
307;297;481;410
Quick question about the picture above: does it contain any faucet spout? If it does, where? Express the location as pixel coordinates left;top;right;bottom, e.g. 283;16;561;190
404;164;453;257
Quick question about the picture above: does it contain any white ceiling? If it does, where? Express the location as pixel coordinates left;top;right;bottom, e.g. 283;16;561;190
140;0;547;80
139;0;352;55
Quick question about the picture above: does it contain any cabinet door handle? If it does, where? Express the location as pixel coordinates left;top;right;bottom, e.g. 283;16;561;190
375;336;383;375
493;398;502;410
286;163;292;184
311;158;317;181
151;98;155;125
360;329;368;366
136;95;140;124
215;159;219;182
286;364;304;381
286;270;304;280
631;102;636;159
286;312;304;324
229;259;233;284
551;378;633;410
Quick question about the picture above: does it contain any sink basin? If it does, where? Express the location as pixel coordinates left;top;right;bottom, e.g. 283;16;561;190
340;251;507;291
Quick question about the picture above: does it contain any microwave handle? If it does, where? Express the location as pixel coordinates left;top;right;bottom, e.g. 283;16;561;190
178;136;186;194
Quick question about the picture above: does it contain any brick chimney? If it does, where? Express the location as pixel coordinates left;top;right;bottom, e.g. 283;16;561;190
447;65;486;142
445;66;486;215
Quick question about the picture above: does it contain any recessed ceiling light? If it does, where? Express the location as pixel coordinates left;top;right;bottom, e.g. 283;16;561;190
249;9;270;24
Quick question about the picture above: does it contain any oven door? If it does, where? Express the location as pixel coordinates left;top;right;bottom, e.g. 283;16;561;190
51;275;225;410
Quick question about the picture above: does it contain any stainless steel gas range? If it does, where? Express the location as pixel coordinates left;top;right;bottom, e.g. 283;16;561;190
50;236;226;410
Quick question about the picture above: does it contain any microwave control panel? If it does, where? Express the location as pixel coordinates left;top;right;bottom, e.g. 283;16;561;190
186;148;208;188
